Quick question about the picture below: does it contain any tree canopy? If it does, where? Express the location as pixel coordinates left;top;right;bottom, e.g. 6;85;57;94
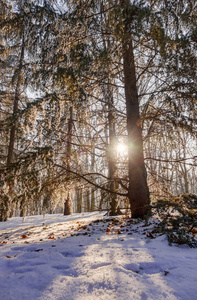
0;0;196;221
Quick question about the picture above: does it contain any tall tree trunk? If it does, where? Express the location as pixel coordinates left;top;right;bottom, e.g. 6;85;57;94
7;39;25;166
91;145;95;211
107;84;118;215
64;190;72;215
0;38;25;222
100;1;118;215
76;187;82;213
85;189;90;212
64;106;73;215
122;0;150;218
180;132;189;194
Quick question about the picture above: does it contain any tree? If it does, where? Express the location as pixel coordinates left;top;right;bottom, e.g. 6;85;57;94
120;0;150;217
0;0;196;221
64;0;151;217
63;0;196;216
64;106;73;215
0;0;67;220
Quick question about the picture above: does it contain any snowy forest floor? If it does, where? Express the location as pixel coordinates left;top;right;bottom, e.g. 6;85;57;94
0;212;197;300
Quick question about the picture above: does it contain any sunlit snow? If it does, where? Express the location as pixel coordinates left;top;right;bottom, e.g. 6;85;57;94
0;212;197;300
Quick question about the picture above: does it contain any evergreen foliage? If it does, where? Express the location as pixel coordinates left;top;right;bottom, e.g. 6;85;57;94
0;0;196;220
153;193;197;248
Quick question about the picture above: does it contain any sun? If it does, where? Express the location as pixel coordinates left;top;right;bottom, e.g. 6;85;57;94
116;143;128;155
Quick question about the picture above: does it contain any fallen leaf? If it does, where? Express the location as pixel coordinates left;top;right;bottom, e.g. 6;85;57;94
113;219;119;224
115;230;122;234
21;235;28;239
48;236;54;239
164;270;169;276
147;232;154;239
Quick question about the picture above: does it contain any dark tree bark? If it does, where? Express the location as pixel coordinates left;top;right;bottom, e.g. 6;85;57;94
0;196;9;222
91;145;95;211
85;189;90;212
100;2;119;215
122;0;150;218
64;106;73;215
0;38;25;222
7;38;25;166
64;190;72;215
107;85;119;215
76;187;82;213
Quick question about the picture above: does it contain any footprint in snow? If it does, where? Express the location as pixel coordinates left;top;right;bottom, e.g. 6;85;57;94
15;267;34;273
23;261;46;267
22;252;41;259
139;262;162;274
52;265;70;270
11;246;27;251
60;251;84;258
124;262;165;275
124;263;140;273
11;246;42;252
52;265;78;277
90;262;111;269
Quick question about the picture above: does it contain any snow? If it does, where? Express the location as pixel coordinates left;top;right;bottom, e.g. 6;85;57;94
0;212;197;300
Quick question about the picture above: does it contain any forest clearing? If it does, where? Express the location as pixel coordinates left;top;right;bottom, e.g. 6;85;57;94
0;1;196;299
0;212;197;300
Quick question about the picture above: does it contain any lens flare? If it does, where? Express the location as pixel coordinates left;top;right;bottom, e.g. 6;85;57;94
116;143;128;155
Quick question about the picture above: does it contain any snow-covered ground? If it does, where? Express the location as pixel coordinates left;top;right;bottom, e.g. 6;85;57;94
0;212;197;300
